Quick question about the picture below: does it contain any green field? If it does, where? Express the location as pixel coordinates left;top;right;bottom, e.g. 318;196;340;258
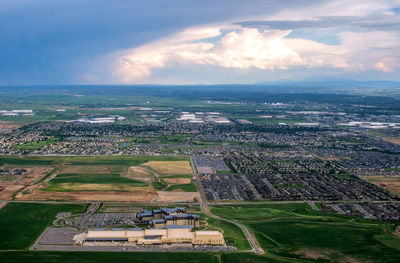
12;138;60;151
0;251;217;263
153;178;168;190
0;203;86;250
206;217;251;251
42;173;148;191
0;155;189;167
165;182;197;192
48;173;147;186
211;204;400;262
0;155;190;192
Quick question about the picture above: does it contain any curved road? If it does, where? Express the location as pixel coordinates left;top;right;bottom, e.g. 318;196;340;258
190;157;264;255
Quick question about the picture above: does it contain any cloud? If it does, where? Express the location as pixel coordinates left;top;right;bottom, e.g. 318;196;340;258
116;24;400;82
236;14;400;31
116;28;307;81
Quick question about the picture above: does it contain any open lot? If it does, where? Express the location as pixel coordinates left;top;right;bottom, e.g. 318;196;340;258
142;160;193;175
383;137;400;146
0;155;198;202
362;175;400;195
0;166;52;199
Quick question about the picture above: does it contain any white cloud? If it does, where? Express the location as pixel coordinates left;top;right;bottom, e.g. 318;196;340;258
116;28;306;81
114;0;400;82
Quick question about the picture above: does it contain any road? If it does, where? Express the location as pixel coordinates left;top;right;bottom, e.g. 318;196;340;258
190;156;265;255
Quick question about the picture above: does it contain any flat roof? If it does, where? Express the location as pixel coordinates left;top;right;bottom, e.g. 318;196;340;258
195;231;223;236
166;225;193;229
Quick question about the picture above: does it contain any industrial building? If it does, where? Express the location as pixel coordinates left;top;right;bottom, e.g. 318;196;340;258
79;225;224;246
137;207;200;228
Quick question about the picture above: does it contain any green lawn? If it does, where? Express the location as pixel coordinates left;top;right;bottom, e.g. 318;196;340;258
211;204;400;263
0;203;86;250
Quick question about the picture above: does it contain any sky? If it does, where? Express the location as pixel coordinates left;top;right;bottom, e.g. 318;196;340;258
1;0;400;85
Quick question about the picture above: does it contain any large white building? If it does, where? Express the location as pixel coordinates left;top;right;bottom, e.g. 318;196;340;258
77;225;224;246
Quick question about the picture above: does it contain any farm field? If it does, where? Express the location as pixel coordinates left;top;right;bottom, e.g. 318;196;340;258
0;155;189;167
42;173;148;192
142;160;193;175
0;202;86;250
0;155;198;202
211;203;400;262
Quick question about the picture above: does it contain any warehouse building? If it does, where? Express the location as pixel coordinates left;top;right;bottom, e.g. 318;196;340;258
137;207;199;228
79;225;224;246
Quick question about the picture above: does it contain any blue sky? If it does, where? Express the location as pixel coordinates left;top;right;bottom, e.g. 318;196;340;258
0;0;399;85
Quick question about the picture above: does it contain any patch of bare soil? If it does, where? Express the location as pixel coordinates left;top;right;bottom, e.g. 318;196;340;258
0;185;24;199
0;166;52;199
157;191;199;202
59;165;111;174
163;178;191;184
0;121;22;130
383;137;400;145
294;249;329;260
18;189;158;202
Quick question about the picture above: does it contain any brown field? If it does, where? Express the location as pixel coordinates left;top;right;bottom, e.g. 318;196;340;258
18;189;158;202
125;166;153;186
142;161;193;175
59;165;115;174
157;191;199;202
42;183;149;192
0;121;22;130
17;186;199;203
383;137;400;145
0;185;25;199
362;175;400;195
1;162;199;203
0;166;52;200
163;178;192;184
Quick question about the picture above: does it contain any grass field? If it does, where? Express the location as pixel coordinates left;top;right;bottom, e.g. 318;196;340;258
49;173;146;185
165;182;197;192
211;203;400;262
0;251;217;263
206;217;251;251
0;202;86;250
0;156;192;195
